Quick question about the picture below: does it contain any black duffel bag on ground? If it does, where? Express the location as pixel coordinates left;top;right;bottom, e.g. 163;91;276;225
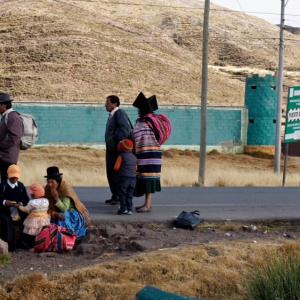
173;210;204;231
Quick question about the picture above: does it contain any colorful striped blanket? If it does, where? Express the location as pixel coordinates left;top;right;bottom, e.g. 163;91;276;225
34;224;77;254
143;113;172;145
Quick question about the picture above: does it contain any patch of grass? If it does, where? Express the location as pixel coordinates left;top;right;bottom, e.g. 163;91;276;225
192;181;202;187
213;177;228;186
246;255;300;300
149;223;165;230
0;253;11;265
246;151;274;159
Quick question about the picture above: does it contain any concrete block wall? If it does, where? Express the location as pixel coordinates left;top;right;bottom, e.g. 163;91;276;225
13;102;247;152
245;74;277;145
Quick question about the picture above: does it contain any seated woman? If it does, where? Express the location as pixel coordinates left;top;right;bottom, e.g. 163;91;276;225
44;166;91;237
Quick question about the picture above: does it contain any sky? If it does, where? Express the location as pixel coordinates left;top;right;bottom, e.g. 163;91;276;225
210;0;300;27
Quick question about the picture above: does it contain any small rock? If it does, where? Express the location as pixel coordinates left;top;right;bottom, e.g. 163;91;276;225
76;243;99;254
225;233;231;237
131;239;162;251
208;248;219;256
253;240;257;243
105;228;125;238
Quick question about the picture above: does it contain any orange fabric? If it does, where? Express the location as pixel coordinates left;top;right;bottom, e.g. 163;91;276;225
114;156;122;172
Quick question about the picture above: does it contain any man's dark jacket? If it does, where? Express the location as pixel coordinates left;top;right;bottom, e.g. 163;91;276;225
105;109;131;153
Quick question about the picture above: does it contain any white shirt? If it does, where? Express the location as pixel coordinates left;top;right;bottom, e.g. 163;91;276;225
109;107;119;119
2;179;19;205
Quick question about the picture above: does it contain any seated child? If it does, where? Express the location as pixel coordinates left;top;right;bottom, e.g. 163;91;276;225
114;139;137;215
0;164;29;252
10;206;20;221
14;183;50;250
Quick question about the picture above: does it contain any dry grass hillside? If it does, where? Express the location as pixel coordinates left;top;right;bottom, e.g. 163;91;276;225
0;0;299;106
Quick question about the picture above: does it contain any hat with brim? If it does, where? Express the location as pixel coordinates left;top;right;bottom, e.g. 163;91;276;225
0;93;14;103
7;164;21;179
27;183;45;199
44;166;63;178
133;92;158;114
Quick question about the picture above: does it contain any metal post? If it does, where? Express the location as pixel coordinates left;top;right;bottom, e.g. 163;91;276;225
199;0;210;185
282;143;288;186
274;0;285;173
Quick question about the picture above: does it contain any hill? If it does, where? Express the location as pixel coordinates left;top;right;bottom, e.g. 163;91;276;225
0;0;299;106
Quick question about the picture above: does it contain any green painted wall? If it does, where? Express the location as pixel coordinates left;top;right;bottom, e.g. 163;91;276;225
13;102;246;149
244;74;277;145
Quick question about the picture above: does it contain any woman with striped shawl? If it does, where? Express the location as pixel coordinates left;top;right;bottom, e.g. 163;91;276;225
133;92;162;213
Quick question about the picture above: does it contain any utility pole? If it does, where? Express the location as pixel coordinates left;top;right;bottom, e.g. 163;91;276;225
199;0;210;185
274;0;285;173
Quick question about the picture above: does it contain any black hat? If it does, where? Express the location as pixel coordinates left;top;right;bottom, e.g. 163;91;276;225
133;92;158;113
0;93;14;103
44;166;63;178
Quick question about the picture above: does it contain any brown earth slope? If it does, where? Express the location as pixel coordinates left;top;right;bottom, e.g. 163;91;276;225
0;0;299;106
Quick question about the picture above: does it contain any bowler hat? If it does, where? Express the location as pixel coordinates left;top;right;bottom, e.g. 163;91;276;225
0;93;14;103
44;166;63;178
133;92;158;113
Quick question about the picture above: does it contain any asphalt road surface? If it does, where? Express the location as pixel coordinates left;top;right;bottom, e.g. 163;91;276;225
73;186;300;224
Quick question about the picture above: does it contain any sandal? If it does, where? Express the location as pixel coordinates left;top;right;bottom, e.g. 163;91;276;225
136;207;151;213
135;206;151;211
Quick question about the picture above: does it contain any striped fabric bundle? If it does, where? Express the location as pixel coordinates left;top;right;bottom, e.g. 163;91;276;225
133;119;162;179
143;113;172;145
34;224;77;253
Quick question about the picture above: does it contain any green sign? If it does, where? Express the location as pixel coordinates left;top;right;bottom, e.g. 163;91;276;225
284;86;300;143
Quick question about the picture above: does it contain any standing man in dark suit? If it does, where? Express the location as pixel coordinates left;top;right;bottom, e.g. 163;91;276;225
0;93;23;183
105;95;131;205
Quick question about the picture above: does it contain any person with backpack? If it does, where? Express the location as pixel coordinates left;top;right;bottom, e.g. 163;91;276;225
104;95;132;206
0;164;29;252
0;93;23;183
132;92;164;213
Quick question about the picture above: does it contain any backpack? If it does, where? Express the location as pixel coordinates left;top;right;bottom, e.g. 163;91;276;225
144;113;172;145
5;110;39;150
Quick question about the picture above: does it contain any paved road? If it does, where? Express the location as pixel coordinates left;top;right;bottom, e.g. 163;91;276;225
73;186;300;224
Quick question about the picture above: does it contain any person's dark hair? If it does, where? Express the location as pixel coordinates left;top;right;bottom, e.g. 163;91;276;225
140;110;151;118
49;177;62;185
3;101;12;109
107;95;120;107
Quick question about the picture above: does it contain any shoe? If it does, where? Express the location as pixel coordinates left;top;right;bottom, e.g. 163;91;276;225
110;200;120;205
17;239;30;250
8;243;18;253
105;198;114;204
127;211;132;215
117;209;128;215
135;206;151;211
136;207;151;213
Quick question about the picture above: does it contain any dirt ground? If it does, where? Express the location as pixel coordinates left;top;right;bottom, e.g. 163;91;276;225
1;220;300;286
